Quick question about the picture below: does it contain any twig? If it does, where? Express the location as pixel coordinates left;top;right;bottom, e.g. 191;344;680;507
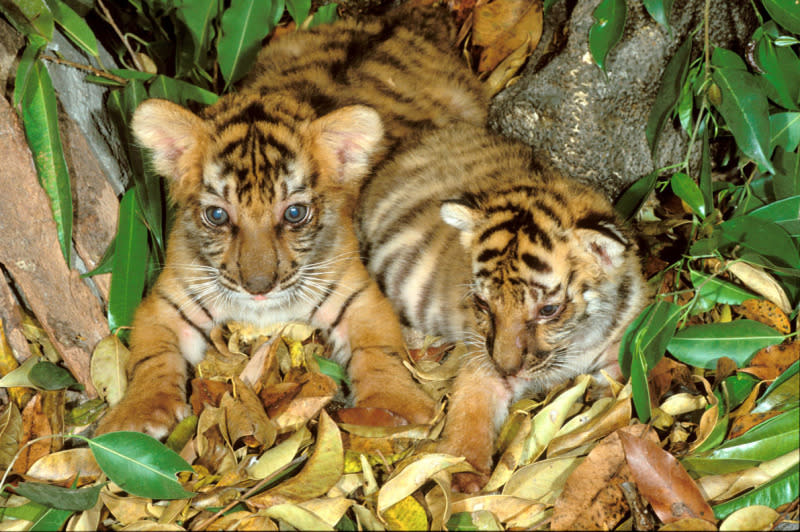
41;55;127;85
95;0;144;72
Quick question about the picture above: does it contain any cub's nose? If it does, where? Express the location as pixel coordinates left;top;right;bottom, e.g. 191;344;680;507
242;275;274;295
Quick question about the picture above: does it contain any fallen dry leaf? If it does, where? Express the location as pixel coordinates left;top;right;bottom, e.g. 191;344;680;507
0;401;21;470
619;430;715;525
719;505;779;531
222;378;276;448
547;397;632;457
377;453;465;514
189;378;232;414
90;334;129;407
26;448;101;485
15;392;57;475
726;262;792;313
727;411;782;439
551;425;658;530
740;340;799;381
336;407;409;427
734;298;791;334
473;0;543;73
248;410;343;508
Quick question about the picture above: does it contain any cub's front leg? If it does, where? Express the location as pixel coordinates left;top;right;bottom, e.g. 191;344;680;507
438;359;511;493
95;283;207;439
342;283;437;425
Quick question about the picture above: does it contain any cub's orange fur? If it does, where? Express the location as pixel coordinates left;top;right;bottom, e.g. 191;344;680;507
96;6;486;438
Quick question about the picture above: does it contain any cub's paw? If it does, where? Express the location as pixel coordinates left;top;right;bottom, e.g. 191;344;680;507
95;391;190;440
356;384;436;425
437;437;492;493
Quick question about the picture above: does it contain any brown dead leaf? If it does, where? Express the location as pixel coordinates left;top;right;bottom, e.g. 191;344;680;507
100;490;153;526
473;0;543;73
221;378;276;448
261;381;302;412
660;517;718;530
728;411;782;439
619;431;715;525
648;357;694;405
90;334;129;407
15;392;56;474
551;425;658;530
726;262;792;313
336;407;409;427
239;335;281;393
190;378;232;415
734;298;791;334
740;340;799;381
26;448;101;485
270;372;337;433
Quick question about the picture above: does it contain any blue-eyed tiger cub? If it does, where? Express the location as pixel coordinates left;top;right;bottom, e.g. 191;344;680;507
96;5;487;437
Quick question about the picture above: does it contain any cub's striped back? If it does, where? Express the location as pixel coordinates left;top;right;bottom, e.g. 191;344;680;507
356;124;648;490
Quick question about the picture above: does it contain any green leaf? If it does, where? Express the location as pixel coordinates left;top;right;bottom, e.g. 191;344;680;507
763;0;800;34
0;501;48;521
109;68;156;81
588;0;626;72
314;354;350;387
286;0;310;25
772;147;800;201
770;112;800;153
642;0;674;29
28;360;83;391
645;35;691;157
217;0;280;87
671;171;706;217
707;408;799;462
630;342;650;421
718;373;759;411
713;465;799;520
21;60;72;266
29;507;72;532
711;49;775;174
619;299;682;379
756;29;800;110
148;75;219;106
0;0;54;39
718;215;800;269
107;187;149;335
13;35;46;107
175;0;218;65
689;270;755;306
82;236;115;278
309;3;338;27
13;482;104;511
614;169;658;220
748;195;800;237
89;432;195;499
666;320;784;369
44;0;98;57
752;362;799;413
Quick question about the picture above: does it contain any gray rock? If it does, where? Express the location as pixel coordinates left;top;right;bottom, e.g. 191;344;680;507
44;30;129;195
489;0;756;200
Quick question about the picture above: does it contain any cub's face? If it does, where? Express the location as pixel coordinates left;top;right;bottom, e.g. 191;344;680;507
441;181;643;390
132;95;383;314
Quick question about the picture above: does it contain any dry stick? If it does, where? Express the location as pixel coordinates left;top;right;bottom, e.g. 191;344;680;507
95;0;144;72
193;454;308;531
41;55;127;85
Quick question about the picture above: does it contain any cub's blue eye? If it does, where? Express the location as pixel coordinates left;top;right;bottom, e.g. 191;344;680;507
284;204;310;224
204;206;229;226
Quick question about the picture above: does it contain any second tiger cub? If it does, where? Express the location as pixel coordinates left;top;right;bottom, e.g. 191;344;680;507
357;125;648;491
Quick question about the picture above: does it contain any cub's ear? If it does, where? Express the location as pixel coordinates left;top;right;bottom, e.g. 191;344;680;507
307;105;384;183
131;99;208;181
575;216;630;269
440;198;480;233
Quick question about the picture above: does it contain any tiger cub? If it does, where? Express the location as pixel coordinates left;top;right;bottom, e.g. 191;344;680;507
356;124;648;491
96;6;487;438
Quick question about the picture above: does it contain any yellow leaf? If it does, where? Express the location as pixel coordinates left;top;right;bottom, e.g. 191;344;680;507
90;334;129;406
484;415;531;492
719;505;779;531
503;455;583;504
0;324;32;407
520;374;591;465
451;495;543;524
381;495;428;531
247;424;311;479
26;448;101;483
0;401;22;469
263;503;334;531
248;410;343;507
377;453;464;514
